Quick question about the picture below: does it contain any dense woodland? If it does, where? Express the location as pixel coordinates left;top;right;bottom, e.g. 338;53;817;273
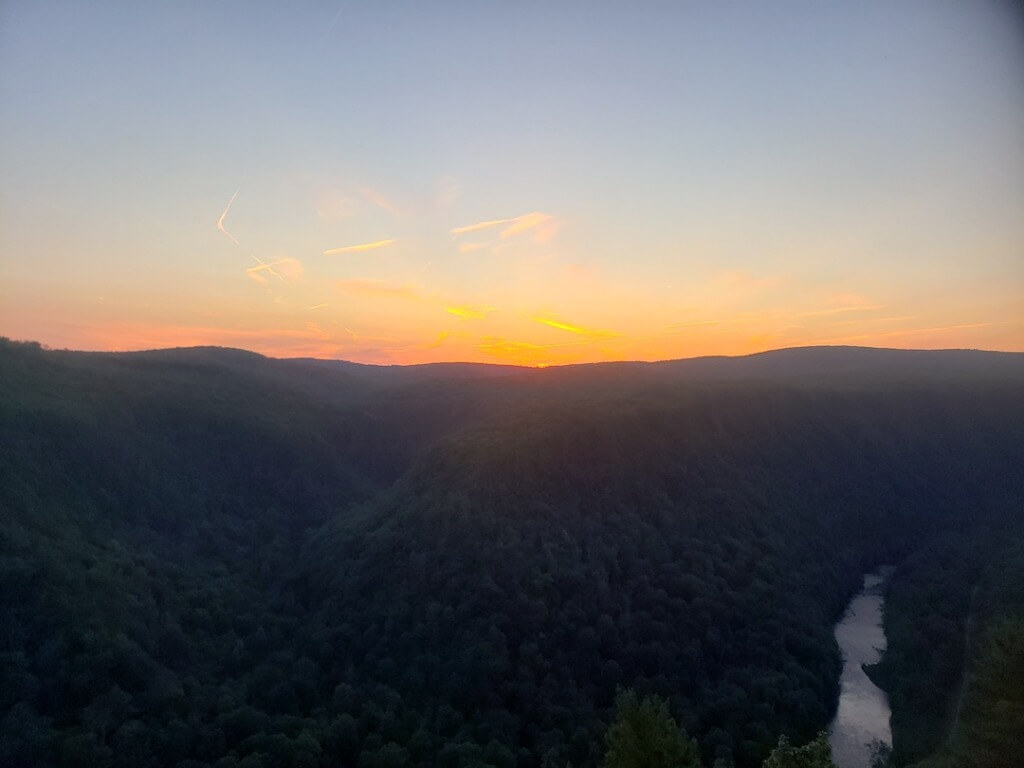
1;338;1022;767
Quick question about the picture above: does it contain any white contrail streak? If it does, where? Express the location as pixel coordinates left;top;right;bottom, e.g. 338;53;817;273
217;190;241;245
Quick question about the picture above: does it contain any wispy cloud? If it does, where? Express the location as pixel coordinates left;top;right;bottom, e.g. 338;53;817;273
477;336;547;364
818;322;997;345
305;322;330;340
246;257;303;283
450;211;558;243
421;331;449;350
323;239;397;256
533;314;618;338
458;242;489;254
445;304;497;319
217;189;241;245
359;187;399;216
500;211;557;242
246;256;283;283
451;217;517;236
309;303;328;310
335;278;421;300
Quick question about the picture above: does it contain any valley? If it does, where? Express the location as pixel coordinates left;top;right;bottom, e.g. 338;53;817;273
1;339;1022;768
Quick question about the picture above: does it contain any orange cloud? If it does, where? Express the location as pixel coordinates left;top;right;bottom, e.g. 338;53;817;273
334;278;421;301
305;322;330;340
421;331;449;350
477;336;549;366
458;242;489;254
323;239;397;256
533;314;618;338
445;304;497;319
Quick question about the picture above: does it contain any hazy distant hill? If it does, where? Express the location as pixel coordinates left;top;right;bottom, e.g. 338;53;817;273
1;338;1022;768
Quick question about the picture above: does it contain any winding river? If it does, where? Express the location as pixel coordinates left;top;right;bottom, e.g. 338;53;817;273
828;567;894;768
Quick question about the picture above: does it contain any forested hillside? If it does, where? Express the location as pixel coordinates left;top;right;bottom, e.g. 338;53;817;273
1;339;1022;768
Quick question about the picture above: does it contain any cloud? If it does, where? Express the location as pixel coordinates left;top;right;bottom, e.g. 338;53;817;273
334;278;422;301
533;314;618;338
246;257;303;283
359;187;400;216
217;189;241;245
246;257;283;283
477;336;548;365
458;242;489;254
451;218;517;236
323;239;397;255
308;303;328;310
445;304;497;320
450;211;558;243
421;331;449;350
305;322;330;340
819;322;996;345
500;211;557;243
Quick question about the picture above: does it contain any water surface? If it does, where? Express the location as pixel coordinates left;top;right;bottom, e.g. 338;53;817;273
828;568;893;768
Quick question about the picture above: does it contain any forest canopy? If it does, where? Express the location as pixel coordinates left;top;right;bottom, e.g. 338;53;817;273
1;339;1022;768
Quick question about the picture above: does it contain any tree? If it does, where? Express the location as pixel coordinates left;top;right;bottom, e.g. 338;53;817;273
602;689;700;768
761;732;834;768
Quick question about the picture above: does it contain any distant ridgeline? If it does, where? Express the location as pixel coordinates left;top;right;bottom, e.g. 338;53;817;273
1;337;1022;768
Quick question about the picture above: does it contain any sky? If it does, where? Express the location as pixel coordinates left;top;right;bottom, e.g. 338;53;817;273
2;1;1022;366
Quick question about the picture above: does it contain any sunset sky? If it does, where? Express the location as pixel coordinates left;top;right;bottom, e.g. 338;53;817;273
2;1;1022;366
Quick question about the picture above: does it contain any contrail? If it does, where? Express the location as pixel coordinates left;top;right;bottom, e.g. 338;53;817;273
450;218;516;236
246;256;285;282
323;239;396;255
217;190;241;245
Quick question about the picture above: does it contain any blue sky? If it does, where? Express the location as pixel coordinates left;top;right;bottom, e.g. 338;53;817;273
2;1;1022;364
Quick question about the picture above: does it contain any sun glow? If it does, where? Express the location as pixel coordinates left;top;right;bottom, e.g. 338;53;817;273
2;4;1021;363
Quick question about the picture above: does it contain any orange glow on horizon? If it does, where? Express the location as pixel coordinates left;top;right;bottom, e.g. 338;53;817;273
6;318;1023;368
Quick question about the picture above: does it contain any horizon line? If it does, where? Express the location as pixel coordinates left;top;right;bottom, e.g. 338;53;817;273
3;336;1021;371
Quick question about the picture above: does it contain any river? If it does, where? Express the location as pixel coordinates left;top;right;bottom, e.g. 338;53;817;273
828;567;894;768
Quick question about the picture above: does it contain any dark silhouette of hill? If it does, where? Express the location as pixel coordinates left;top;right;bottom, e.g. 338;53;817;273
1;337;1022;768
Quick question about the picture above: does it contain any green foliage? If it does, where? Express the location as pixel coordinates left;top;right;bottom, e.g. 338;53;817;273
602;690;700;768
760;733;834;768
1;340;1023;767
